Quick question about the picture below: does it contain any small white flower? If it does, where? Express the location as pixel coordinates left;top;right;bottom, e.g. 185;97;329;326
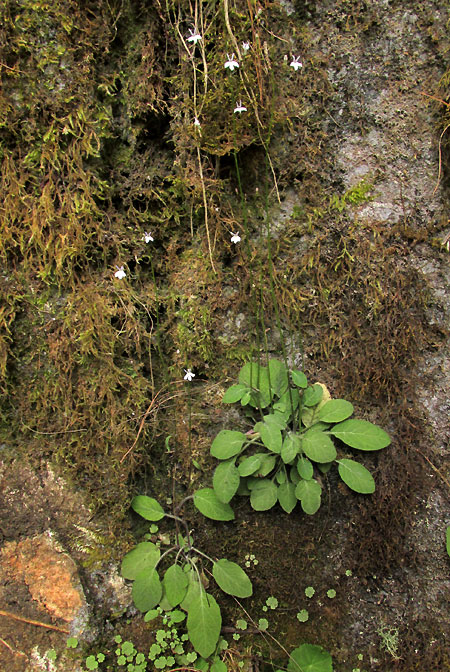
224;53;239;71
234;100;247;114
290;56;303;71
194;117;201;127
187;28;202;45
242;41;250;52
184;368;195;382
114;266;126;279
143;232;154;243
230;232;241;244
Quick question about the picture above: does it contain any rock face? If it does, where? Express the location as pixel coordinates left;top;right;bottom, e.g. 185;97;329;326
0;532;86;623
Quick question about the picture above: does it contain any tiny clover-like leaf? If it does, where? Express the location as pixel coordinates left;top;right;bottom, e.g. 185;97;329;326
121;542;160;580
187;592;222;658
85;655;98;670
212;559;253;598
258;618;269;631
329;419;391;451
337;459;375;494
213;459;240;503
327;589;336;598
266;596;278;609
277;482;297;513
250;479;278;511
296;479;322;515
287;643;333;672
194;488;235;521
131;495;165;521
163;564;189;607
236;619;248;630
305;586;315;598
317;399;354;423
132;567;162;612
222;383;249;403
302;429;337;463
211;430;246;460
297;609;309;622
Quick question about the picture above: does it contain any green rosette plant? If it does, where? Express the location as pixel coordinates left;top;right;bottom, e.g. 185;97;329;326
121;495;252;660
211;359;391;514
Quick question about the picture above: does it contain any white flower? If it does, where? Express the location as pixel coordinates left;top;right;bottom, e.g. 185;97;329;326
143;232;154;243
290;56;303;71
242;41;250;52
194;117;201;127
184;368;195;382
230;232;241;244
114;266;126;279
224;53;239;71
233;100;247;114
187;28;202;45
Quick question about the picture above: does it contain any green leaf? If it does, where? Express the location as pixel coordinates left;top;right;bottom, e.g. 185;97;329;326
187;592;222;658
132;568;162;612
222;384;249;403
263;413;287;430
180;570;204;611
239;362;272;407
256;454;277;477
317;399;354;423
297;456;314;480
211;430;246;460
212;559;253;598
291;369;308;388
163;564;189;607
238;455;262;477
302;429;337;463
254;421;282;454
121;542;160;580
303;384;323;407
213;459;240;503
211;660;227;672
131;495;165;521
250;479;278;511
274;388;299;421
446;526;450;557
337;459;375;494
278;482;297;513
288;643;333;672
194;489;235;521
281;433;301;463
330;419;391;450
268;359;289;397
295;479;322;515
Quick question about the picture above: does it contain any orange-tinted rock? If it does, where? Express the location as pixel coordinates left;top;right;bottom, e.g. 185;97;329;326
1;531;85;622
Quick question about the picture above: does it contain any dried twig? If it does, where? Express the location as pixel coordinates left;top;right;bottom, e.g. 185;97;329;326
0;609;69;634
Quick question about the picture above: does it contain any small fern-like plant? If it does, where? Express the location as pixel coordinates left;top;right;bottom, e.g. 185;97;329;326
211;359;391;514
121;495;253;660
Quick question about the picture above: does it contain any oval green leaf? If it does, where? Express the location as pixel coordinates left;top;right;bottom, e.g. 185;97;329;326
317;399;354;423
121;542;160;580
250;479;278;511
211;430;246;460
303;384;323;407
187;592;222;658
238;455;262;477
295;479;322;515
213;459;240;503
268;359;289;397
254;421;282;454
257;454;277;476
222;384;248;403
288;643;333;672
132;567;162;612
329;419;391;451
278;482;297;513
337;459;375;494
291;369;308;388
281;433;301;464
297;456;314;480
131;495;165;522
302;430;337;463
193;488;235;521
212;559;253;598
163;564;189;607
